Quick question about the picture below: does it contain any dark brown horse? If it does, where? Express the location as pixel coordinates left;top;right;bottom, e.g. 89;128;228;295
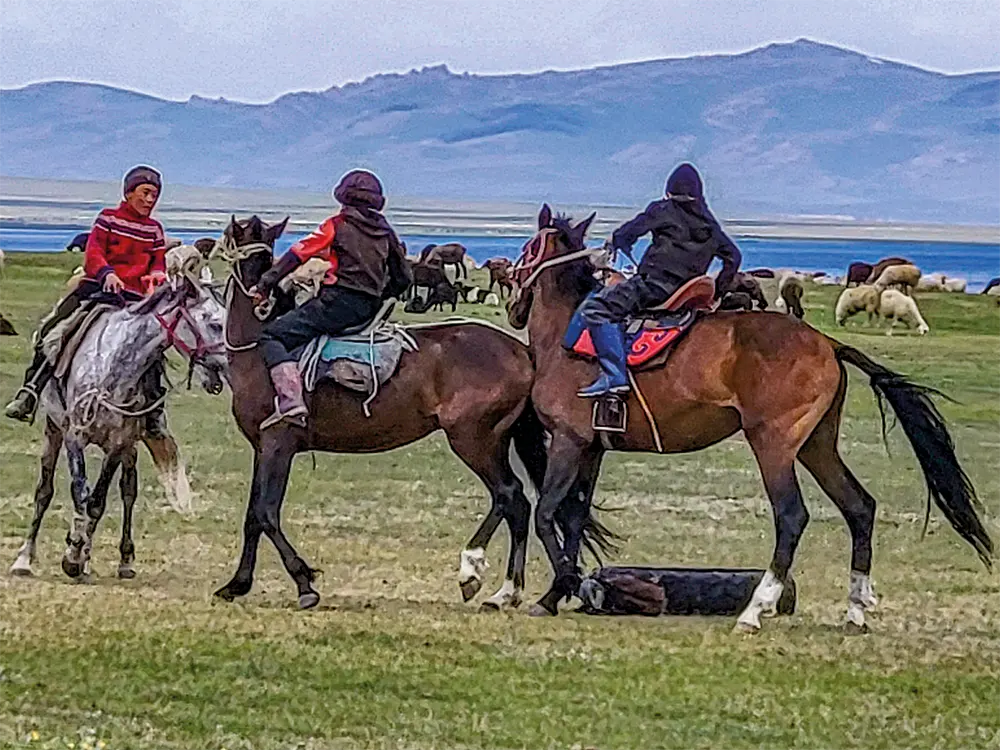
419;243;468;279
508;206;992;632
213;215;609;611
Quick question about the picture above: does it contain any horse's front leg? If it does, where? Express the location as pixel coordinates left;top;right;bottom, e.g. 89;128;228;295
61;439;91;578
214;450;264;602
63;451;121;578
11;418;63;576
254;432;319;609
117;445;139;579
531;432;589;616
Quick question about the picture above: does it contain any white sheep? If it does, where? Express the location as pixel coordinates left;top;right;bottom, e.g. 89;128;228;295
879;289;929;335
483;292;501;307
835;284;880;326
942;278;967;293
873;264;921;295
917;272;947;291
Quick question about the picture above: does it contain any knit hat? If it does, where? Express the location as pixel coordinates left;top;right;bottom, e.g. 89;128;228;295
123;165;162;196
665;163;703;201
333;169;385;211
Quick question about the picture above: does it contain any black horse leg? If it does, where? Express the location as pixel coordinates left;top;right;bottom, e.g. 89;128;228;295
254;434;320;609
214;450;264;601
556;445;604;573
11;418;62;576
117;446;139;579
532;432;588;616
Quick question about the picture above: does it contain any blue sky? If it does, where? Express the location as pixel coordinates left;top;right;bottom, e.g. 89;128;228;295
1;0;998;103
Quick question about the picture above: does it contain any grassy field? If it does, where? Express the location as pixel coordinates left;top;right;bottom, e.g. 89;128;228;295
1;252;998;750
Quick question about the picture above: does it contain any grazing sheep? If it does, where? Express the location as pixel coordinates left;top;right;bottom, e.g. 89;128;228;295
942;278;967;293
879;289;929;335
778;275;805;319
429;281;459;312
835;284;880;326
866;257;911;284
917;272;947;291
873;264;921;295
845;262;873;287
482;258;514;297
0;312;17;336
482;292;501;307
723;272;769;310
718;291;754;311
816;275;842;286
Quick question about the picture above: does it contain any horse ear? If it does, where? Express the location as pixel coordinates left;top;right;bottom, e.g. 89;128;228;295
229;215;244;244
266;216;289;246
573;212;597;244
538;204;552;230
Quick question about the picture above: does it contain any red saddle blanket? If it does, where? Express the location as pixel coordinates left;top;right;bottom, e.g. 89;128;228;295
573;327;685;367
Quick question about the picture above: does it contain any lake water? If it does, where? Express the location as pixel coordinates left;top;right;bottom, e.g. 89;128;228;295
2;226;997;291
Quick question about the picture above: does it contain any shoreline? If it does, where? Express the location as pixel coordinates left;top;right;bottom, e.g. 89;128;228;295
1;175;998;245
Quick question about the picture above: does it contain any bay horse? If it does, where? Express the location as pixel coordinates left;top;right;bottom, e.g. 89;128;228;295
419;243;468;279
213;216;611;611
507;205;992;632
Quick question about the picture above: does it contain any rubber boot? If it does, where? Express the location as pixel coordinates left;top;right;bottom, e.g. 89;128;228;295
260;362;308;430
562;304;588;351
4;351;53;424
577;323;630;398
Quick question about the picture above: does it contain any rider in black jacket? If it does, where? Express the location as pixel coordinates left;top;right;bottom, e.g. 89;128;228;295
569;163;742;398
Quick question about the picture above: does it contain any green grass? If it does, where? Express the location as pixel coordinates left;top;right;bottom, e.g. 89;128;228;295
1;252;999;750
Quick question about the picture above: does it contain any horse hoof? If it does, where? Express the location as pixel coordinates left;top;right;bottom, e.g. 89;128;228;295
843;621;870;636
298;592;320;610
528;603;556;618
117;566;136;580
61;558;84;579
9;563;33;577
732;621;759;635
479;600;501;613
460;578;482;602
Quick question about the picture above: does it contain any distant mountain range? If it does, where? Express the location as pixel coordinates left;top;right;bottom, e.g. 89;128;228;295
1;39;997;224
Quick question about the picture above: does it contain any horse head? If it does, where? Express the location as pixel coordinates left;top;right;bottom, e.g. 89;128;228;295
507;204;598;330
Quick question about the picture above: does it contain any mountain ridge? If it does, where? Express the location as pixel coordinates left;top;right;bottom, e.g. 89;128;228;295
2;39;997;223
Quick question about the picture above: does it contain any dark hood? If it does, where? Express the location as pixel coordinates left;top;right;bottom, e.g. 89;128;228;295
341;205;392;237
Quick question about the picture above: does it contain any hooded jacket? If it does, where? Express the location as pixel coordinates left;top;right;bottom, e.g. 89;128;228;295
611;164;741;295
285;206;410;299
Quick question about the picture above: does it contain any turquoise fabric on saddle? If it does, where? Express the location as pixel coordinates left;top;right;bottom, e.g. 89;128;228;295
318;336;388;365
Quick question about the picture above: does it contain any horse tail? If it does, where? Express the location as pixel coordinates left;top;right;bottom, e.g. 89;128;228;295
831;339;993;568
509;398;621;563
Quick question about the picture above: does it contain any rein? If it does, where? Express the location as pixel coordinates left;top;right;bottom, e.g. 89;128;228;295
220;238;276;351
512;229;612;292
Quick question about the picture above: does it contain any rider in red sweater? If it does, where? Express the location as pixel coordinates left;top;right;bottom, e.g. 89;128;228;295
5;166;169;424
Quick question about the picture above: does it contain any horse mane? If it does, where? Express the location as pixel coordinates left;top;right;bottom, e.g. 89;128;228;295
550;214;601;300
128;282;176;315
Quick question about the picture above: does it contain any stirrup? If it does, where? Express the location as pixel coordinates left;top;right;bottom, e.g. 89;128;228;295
259;399;308;430
592;395;628;433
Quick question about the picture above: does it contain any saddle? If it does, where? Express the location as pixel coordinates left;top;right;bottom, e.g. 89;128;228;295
44;302;118;381
296;300;417;414
570;276;717;370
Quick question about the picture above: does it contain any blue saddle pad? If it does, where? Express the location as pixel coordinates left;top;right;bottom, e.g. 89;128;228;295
318;336;388;366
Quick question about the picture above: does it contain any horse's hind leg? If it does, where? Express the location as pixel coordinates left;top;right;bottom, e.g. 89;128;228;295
798;383;878;633
11;418;62;576
737;430;810;633
142;432;193;512
117;446;139;579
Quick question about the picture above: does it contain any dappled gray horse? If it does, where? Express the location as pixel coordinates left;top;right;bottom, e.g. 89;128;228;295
9;278;228;579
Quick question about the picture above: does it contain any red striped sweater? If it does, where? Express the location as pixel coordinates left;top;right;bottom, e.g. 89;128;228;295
83;201;166;294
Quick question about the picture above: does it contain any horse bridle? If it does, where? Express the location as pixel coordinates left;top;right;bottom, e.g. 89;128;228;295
511;228;608;293
154;295;225;389
218;238;277;350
